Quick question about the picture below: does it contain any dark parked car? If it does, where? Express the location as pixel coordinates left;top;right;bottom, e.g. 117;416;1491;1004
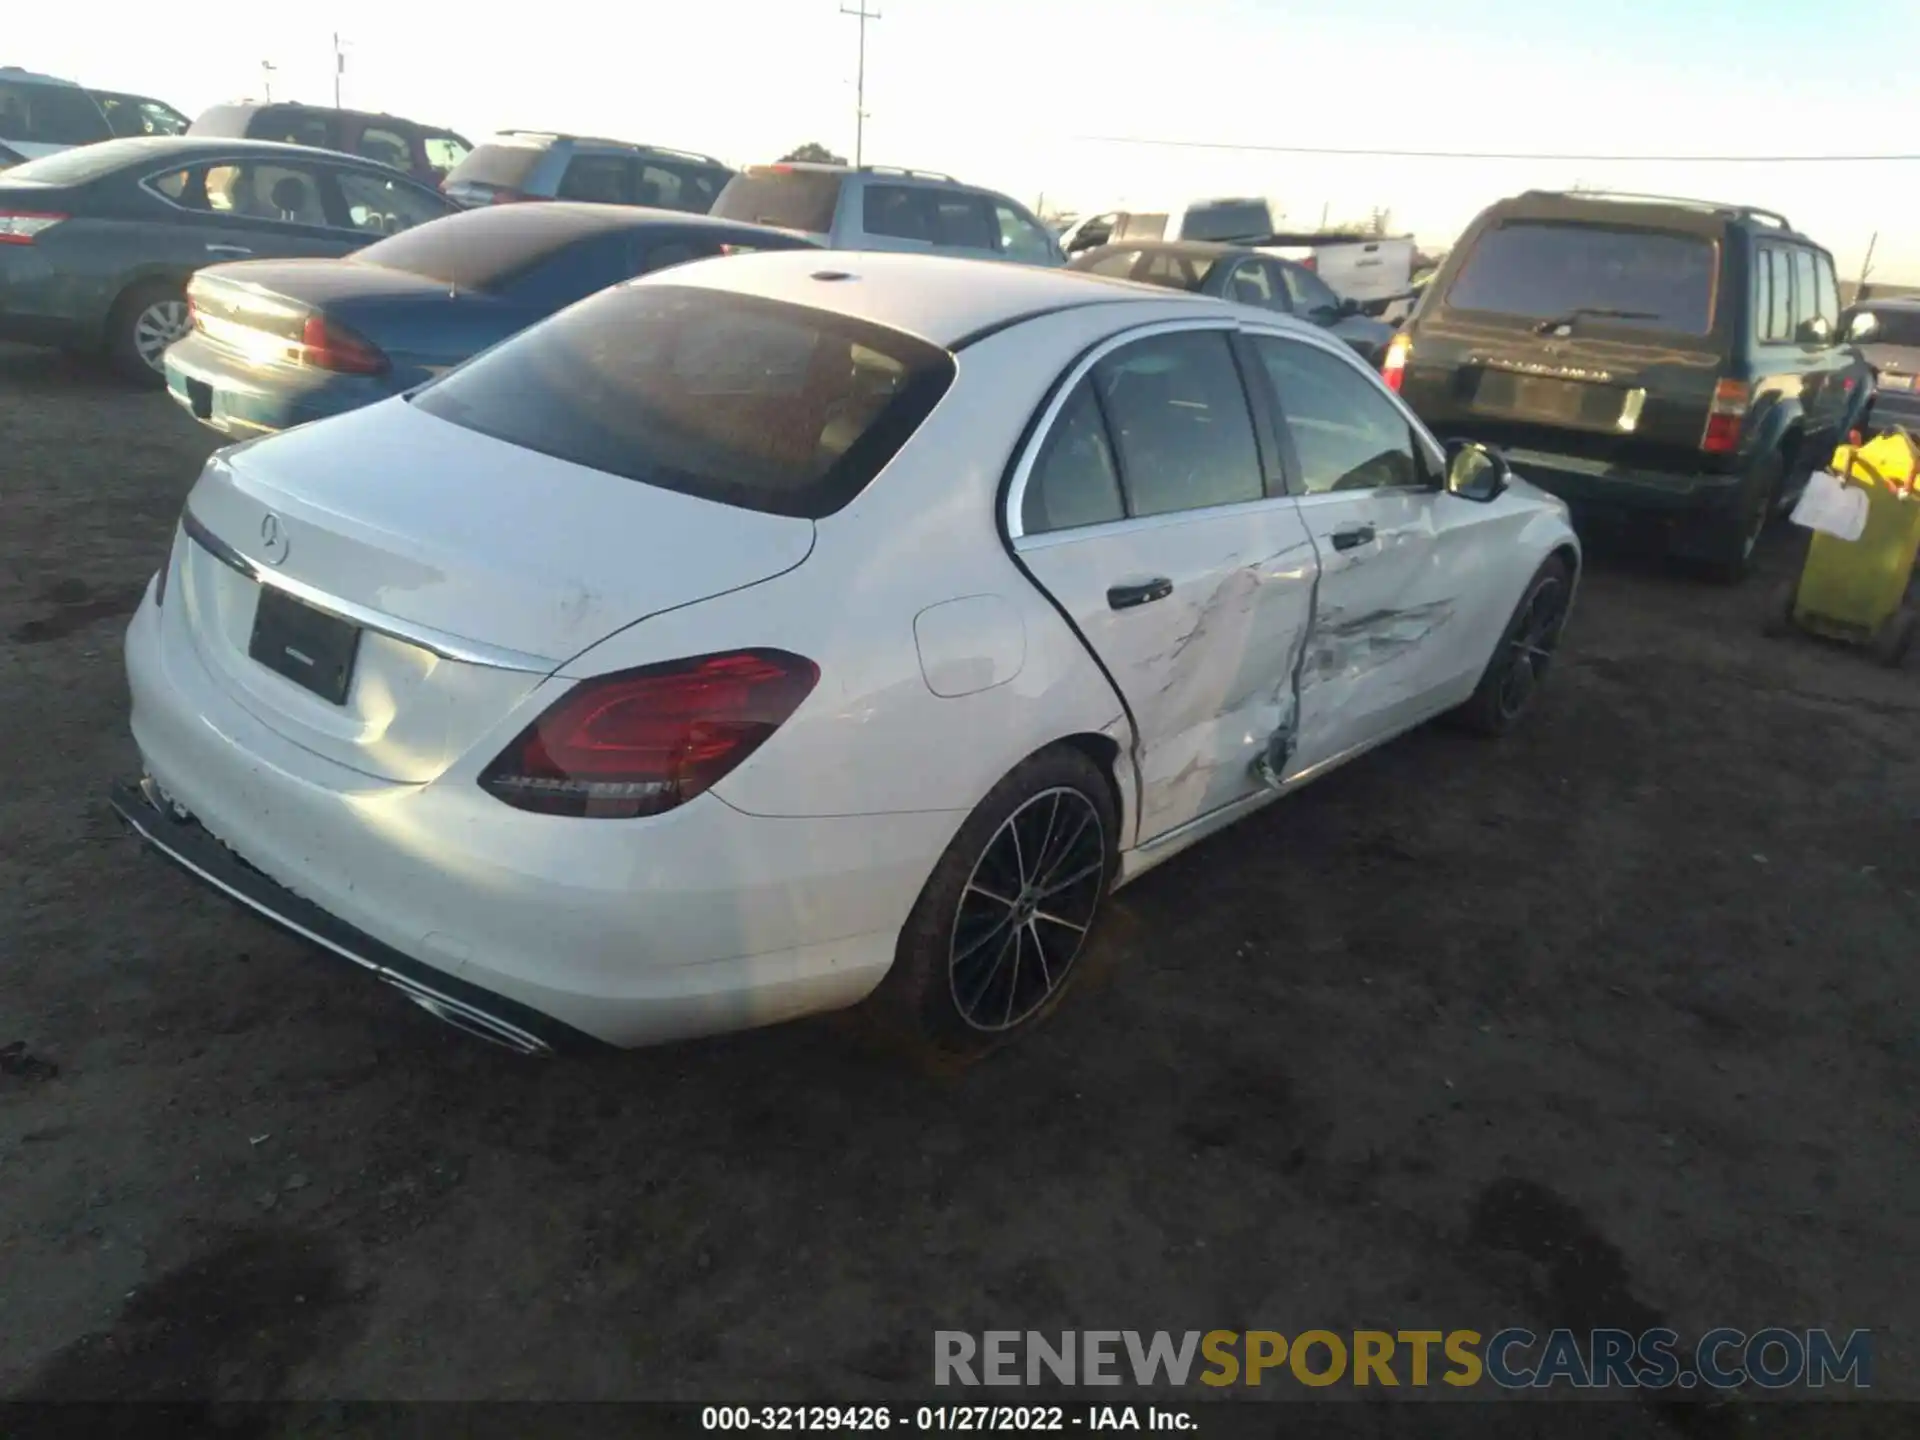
89;89;191;138
1840;297;1920;433
163;203;819;437
190;103;473;187
1068;240;1397;362
0;136;458;379
1391;190;1873;580
442;132;732;212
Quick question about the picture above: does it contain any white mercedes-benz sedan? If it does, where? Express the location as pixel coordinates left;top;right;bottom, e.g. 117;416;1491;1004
115;250;1580;1059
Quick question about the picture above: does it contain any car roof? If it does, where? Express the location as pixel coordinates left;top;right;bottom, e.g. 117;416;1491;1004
58;134;387;167
641;248;1257;347
426;201;820;245
486;131;728;165
0;67;83;87
1485;189;1817;247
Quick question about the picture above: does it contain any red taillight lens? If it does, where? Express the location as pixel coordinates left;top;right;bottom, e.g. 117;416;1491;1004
0;210;67;245
1381;334;1411;394
1300;255;1317;272
480;649;820;818
1701;378;1750;454
298;314;387;375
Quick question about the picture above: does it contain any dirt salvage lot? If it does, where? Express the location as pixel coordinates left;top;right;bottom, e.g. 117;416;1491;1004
2;342;1917;1426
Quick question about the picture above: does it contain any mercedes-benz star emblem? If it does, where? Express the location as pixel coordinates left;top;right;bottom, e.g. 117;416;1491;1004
259;512;290;566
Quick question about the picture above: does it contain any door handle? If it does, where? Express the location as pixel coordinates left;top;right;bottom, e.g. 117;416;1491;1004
204;244;252;257
1331;525;1376;551
1107;577;1173;610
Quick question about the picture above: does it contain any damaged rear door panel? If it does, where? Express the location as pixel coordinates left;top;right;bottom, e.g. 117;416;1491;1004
1008;325;1318;846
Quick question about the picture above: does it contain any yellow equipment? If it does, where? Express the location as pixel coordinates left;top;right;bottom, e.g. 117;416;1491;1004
1767;429;1920;665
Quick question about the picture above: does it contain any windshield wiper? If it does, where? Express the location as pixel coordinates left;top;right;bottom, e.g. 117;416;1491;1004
1533;308;1662;333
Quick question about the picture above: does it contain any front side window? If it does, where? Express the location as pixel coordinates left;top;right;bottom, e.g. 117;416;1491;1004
1280;262;1344;323
423;134;470;177
1790;248;1820;337
1814;253;1840;331
1092;331;1264;518
357;126;413;172
1254;338;1421;494
334;168;449;236
410;285;956;520
995;202;1055;263
200;162;329;226
1225;260;1283;311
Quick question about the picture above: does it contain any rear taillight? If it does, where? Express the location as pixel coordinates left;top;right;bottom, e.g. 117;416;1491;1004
480;649;820;819
0;211;67;245
1381;334;1411;394
298;314;387;375
1701;378;1750;454
1300;255;1317;272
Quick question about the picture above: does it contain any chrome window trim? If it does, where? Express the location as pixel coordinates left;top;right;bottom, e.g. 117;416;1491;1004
181;507;554;673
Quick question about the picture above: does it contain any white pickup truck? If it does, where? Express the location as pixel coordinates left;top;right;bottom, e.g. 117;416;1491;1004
1253;232;1418;317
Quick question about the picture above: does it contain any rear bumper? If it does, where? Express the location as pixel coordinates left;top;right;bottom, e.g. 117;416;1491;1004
164;333;394;437
1499;447;1753;557
109;777;604;1056
119;586;946;1050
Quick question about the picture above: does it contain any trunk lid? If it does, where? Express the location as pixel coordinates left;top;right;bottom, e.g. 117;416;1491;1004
175;398;816;782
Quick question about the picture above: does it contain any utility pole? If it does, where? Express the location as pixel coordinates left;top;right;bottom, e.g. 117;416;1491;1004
839;1;880;167
260;60;276;103
332;33;347;108
1859;231;1879;299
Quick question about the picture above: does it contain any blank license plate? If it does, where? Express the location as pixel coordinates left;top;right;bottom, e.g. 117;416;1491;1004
1879;373;1914;391
1475;370;1621;425
248;586;360;705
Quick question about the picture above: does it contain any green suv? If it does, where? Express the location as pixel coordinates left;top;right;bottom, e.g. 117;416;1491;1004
1387;190;1873;580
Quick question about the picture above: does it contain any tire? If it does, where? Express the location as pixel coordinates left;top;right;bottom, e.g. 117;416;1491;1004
1872;605;1916;668
863;745;1118;1064
1449;554;1574;737
1702;451;1785;585
107;279;190;385
1761;579;1800;638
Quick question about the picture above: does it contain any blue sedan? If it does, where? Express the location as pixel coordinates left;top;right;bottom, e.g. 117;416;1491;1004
163;203;818;437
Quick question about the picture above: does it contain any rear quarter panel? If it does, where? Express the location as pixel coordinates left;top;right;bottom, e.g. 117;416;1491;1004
551;306;1263;841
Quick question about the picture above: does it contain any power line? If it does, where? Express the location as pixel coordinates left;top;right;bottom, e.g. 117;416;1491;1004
1076;134;1920;164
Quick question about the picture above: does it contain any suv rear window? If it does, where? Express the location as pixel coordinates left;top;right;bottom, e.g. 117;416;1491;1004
1182;200;1271;242
1445;221;1719;335
0;80;111;147
710;168;842;234
446;143;547;191
411;285;956;519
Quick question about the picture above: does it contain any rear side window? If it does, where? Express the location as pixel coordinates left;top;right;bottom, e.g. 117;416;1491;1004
1813;254;1839;331
863;184;933;242
356;125;413;172
996;202;1055;263
1445;221;1719;334
1092;331;1263;517
636;161;724;214
1141;251;1213;291
710;167;842;233
252;110;334;149
929;191;998;250
1022;381;1126;534
558;154;630;203
447;143;547;191
410;285;957;520
1789;248;1820;337
1758;248;1793;341
0;80;111;146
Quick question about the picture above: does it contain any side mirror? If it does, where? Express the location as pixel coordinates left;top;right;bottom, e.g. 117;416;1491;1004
1796;315;1835;346
1847;311;1880;344
1337;296;1361;318
1444;439;1511;503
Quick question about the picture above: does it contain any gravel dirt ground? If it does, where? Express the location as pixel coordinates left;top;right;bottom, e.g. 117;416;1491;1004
1;343;1916;1433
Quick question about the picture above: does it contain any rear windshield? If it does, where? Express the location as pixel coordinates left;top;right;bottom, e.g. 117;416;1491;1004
446;142;547;191
353;207;601;290
1182;200;1271;242
1445;221;1719;334
410;284;956;519
710;168;842;234
0;80;111;147
1847;306;1920;348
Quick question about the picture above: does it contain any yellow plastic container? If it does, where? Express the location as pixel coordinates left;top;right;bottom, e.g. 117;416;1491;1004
1775;430;1920;664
